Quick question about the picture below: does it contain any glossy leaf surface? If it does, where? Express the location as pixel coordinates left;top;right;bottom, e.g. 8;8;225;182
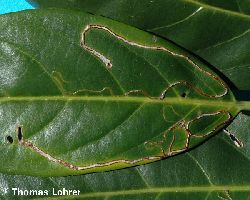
0;114;249;199
28;0;250;90
0;9;239;176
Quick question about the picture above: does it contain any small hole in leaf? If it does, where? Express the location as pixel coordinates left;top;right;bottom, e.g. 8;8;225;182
17;127;22;141
6;136;13;144
180;92;186;98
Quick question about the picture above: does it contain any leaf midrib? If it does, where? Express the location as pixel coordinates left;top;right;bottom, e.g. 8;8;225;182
0;96;237;107
34;185;250;200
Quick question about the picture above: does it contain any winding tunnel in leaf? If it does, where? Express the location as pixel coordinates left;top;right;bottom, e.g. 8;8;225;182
0;9;240;176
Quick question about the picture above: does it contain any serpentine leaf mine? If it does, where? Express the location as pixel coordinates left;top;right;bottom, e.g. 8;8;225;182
0;11;241;176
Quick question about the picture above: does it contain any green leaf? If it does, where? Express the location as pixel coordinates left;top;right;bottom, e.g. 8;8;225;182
28;0;250;15
28;0;250;90
0;9;241;176
0;114;249;199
